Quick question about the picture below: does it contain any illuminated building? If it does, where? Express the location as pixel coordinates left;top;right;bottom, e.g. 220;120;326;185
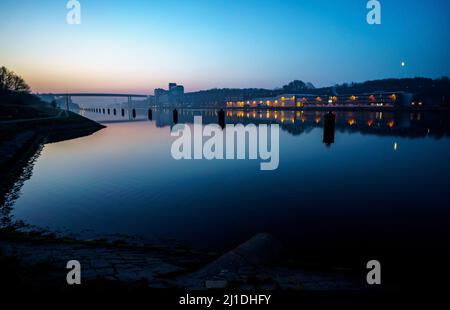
225;92;413;108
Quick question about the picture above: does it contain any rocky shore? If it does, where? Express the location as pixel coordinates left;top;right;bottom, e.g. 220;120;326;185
0;229;363;290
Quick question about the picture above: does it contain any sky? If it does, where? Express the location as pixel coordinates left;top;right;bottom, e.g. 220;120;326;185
0;0;449;94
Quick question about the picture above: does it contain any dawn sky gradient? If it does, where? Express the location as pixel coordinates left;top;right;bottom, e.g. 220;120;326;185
1;0;449;94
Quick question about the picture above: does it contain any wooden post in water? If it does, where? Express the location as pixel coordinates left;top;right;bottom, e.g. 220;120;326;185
173;109;178;124
148;109;152;120
323;111;336;147
218;108;225;129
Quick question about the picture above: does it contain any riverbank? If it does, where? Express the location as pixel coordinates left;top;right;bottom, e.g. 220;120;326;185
0;226;216;289
0;110;105;219
0;229;362;290
0;110;104;172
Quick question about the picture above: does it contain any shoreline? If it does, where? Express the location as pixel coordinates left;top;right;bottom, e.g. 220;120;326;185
0;228;363;290
0;111;105;222
0;111;105;171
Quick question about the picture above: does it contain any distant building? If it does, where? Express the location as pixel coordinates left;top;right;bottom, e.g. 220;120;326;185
154;83;184;107
226;94;305;109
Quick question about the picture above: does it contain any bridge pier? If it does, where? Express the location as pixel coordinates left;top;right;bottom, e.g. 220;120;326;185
65;95;70;111
128;96;132;120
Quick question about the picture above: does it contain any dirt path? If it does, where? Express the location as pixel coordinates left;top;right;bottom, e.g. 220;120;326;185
0;109;68;125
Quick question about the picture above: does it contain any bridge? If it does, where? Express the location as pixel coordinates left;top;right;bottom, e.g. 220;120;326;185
47;93;149;110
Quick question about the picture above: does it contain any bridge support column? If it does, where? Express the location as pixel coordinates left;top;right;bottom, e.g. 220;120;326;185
127;96;132;120
65;95;70;111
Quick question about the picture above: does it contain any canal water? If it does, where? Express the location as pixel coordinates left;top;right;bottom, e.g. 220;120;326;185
2;108;450;283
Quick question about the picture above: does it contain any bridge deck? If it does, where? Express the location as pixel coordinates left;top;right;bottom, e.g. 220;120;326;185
50;93;148;98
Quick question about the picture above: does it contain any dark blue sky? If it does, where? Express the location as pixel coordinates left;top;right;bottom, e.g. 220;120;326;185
1;0;449;93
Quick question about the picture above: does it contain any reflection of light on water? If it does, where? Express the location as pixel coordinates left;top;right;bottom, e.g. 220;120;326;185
394;142;398;152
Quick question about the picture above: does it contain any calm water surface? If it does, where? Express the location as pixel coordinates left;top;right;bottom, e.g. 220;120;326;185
5;109;450;264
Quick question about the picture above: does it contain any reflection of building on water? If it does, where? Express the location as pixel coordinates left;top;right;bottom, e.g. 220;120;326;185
226;92;414;108
148;108;450;140
82;104;450;140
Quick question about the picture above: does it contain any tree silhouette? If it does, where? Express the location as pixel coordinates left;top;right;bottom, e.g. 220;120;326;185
0;66;30;93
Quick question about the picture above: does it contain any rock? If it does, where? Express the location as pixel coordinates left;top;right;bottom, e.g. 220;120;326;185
234;233;283;265
189;233;283;278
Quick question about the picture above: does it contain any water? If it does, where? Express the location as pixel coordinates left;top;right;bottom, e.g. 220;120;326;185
3;109;450;274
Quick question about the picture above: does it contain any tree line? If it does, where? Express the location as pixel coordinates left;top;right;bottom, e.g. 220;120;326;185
0;66;30;93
